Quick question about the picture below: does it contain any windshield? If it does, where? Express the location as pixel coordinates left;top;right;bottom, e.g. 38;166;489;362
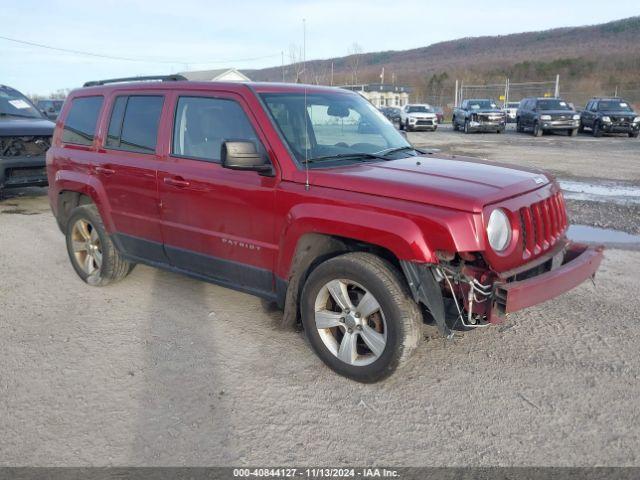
468;100;497;110
538;99;572;111
407;105;432;113
0;85;43;119
598;100;633;112
260;92;412;166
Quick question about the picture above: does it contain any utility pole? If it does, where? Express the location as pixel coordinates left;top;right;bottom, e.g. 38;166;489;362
554;74;560;98
330;62;334;86
454;79;459;107
281;51;285;82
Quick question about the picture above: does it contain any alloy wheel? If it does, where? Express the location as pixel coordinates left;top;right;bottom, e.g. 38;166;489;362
70;219;103;275
314;279;387;366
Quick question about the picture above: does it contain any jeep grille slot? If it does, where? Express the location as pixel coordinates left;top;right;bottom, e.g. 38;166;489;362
519;192;567;259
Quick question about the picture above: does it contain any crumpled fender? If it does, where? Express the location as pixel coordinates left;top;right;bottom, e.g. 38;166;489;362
276;203;442;279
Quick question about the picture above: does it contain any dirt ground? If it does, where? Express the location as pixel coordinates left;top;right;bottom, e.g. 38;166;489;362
1;129;640;466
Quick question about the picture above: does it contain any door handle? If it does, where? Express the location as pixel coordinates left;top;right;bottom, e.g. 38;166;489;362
164;176;190;188
95;166;116;175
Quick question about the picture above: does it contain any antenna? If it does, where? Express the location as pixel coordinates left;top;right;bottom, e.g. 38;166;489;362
303;18;310;191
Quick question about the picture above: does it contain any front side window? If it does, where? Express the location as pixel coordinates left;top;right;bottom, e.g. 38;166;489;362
172;96;260;162
260;92;410;167
106;95;164;154
62;96;104;146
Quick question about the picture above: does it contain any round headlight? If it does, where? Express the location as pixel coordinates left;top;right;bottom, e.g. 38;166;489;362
487;209;512;252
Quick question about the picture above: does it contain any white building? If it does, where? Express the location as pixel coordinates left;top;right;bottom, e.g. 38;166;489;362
178;68;251;82
342;83;411;108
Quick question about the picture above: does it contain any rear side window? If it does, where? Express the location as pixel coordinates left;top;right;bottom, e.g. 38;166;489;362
172;96;260;162
106;95;164;154
62;96;103;146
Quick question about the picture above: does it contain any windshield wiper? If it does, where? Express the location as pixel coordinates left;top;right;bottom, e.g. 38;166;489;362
303;152;389;164
374;146;425;156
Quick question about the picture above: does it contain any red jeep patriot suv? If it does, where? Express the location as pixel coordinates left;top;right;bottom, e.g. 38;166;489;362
47;75;603;382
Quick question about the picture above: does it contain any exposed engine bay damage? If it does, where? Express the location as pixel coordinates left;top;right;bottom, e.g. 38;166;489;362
0;136;51;157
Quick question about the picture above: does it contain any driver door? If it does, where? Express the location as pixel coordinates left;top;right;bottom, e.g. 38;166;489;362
157;91;279;296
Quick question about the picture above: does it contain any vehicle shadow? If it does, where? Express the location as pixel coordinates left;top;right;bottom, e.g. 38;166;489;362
128;267;238;465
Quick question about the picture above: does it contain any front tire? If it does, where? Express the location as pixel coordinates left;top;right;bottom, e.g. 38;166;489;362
65;204;134;286
630;131;639;138
452;116;459;131
464;119;470;134
301;252;422;383
593;121;602;137
533;122;543;137
516;118;524;133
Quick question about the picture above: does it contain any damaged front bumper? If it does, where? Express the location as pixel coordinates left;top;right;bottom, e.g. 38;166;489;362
0;155;48;189
493;242;604;317
401;242;604;338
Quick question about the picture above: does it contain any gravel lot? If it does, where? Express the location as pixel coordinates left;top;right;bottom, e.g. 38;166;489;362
1;130;639;466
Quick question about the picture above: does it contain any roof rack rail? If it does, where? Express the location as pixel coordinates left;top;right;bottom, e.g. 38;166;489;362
83;74;187;87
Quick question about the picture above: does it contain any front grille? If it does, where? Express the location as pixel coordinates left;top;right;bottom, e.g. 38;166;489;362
518;192;567;260
416;120;433;126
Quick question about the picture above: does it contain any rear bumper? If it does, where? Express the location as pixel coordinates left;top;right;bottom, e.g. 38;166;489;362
494;243;604;315
0;155;48;189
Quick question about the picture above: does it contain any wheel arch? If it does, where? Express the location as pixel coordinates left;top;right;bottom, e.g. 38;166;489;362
276;204;444;328
50;171;113;233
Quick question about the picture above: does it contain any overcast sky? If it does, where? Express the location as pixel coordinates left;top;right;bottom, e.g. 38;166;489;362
3;0;639;95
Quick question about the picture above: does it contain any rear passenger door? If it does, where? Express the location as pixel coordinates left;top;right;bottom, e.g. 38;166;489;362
157;91;278;296
96;92;169;262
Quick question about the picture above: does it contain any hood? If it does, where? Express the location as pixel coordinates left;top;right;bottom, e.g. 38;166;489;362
407;112;436;118
309;154;550;213
471;108;503;114
0;116;55;137
600;110;636;117
539;110;576;116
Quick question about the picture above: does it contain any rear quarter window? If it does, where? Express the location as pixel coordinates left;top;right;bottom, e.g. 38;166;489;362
62;96;104;146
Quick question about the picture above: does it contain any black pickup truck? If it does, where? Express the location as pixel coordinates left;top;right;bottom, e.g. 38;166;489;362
452;99;506;133
1;85;54;193
580;97;639;138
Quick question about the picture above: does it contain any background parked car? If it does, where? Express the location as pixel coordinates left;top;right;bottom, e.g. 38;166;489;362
433;106;444;124
579;97;639;138
36;99;64;120
399;104;438;131
452;99;505;133
516;97;580;137
0;84;54;192
503;101;520;123
380;106;401;126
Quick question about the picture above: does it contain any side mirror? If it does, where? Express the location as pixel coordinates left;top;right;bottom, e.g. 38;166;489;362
221;141;272;173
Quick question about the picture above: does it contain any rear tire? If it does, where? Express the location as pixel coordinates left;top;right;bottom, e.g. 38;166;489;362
65;204;134;286
301;252;422;383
